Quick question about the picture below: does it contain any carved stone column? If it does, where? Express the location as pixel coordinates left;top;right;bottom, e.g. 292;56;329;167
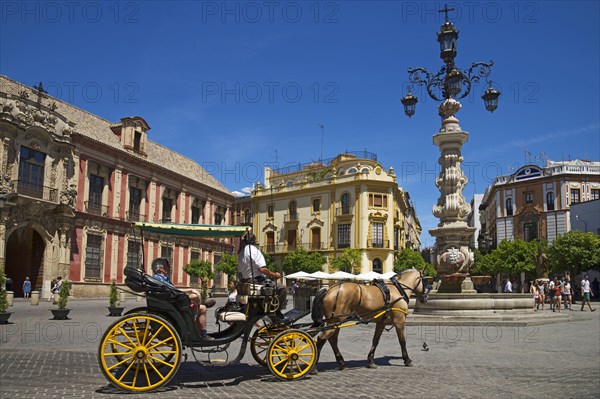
429;99;476;293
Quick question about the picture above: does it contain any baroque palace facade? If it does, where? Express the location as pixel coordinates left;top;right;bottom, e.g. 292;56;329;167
0;76;237;298
478;160;600;249
252;152;421;273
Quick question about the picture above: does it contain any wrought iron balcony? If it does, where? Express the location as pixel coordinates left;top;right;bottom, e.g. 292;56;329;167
262;242;327;254
284;213;299;222
85;201;109;217
14;180;57;202
335;207;353;216
126;210;146;222
368;239;389;249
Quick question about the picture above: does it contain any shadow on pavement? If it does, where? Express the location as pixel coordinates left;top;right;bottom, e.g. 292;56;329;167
94;355;405;393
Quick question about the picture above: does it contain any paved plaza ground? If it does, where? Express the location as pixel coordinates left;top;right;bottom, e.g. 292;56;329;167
1;297;599;399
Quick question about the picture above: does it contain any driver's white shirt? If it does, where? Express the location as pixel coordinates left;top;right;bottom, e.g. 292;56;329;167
238;245;267;280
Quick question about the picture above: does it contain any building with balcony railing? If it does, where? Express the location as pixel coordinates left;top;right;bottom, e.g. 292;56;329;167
252;152;421;274
478;160;600;249
0;76;237;298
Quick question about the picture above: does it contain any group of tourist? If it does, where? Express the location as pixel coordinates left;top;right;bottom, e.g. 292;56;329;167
529;274;596;312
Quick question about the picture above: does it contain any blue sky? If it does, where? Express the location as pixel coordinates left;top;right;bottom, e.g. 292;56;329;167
2;1;599;247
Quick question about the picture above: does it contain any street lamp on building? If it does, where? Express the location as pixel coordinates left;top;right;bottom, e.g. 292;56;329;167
400;5;500;117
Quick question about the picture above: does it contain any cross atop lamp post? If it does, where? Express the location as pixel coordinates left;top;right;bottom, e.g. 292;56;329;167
402;8;500;293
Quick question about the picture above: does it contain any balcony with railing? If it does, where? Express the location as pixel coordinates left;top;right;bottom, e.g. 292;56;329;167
14;180;57;202
284;213;299;222
335;207;353;216
85;201;109;217
261;242;328;254
367;239;389;249
127;210;146;222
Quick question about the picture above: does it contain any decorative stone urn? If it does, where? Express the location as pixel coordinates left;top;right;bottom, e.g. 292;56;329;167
470;276;492;286
441;273;468;285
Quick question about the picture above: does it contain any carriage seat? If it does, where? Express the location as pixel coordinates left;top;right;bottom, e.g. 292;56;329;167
124;267;189;305
217;311;247;323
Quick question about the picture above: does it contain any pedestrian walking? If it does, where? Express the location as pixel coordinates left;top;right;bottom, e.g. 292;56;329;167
580;275;596;312
563;276;572;310
548;277;556;310
48;277;62;304
537;280;545;310
22;277;31;299
553;278;562;312
530;281;538;311
504;278;513;293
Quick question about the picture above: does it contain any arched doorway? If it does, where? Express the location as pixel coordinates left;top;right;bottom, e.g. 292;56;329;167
5;228;45;296
373;258;382;274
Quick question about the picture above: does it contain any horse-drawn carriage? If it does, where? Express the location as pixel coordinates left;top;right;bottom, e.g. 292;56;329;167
98;222;428;392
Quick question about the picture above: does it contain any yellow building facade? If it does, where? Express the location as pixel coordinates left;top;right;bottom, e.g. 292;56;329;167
252;152;421;273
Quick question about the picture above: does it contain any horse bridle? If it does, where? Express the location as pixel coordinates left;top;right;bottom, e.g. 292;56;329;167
397;269;428;302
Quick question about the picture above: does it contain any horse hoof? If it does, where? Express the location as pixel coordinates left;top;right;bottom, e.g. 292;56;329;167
404;360;413;367
366;363;377;369
338;364;347;370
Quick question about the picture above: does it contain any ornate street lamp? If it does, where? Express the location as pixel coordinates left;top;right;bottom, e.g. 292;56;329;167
401;5;502;294
401;5;500;117
482;86;501;112
400;92;418;118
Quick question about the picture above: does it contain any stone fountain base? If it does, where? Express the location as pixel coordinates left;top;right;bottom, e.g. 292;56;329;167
414;293;533;315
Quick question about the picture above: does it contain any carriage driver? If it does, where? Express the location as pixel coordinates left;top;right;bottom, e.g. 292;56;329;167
151;258;216;340
237;233;287;320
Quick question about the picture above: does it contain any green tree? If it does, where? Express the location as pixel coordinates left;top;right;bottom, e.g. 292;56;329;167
57;280;70;309
469;248;498;276
263;252;279;273
282;247;326;274
215;253;238;282
486;239;537;276
0;264;8;313
547;231;600;275
183;259;215;302
109;281;119;307
393;249;437;277
330;248;361;273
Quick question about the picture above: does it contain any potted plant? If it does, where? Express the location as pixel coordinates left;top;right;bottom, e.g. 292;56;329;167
0;264;12;324
50;280;71;320
107;281;124;316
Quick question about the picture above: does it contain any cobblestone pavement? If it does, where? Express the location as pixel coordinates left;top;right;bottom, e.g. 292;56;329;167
1;297;599;398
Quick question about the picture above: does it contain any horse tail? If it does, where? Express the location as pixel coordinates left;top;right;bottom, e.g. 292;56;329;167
311;287;328;327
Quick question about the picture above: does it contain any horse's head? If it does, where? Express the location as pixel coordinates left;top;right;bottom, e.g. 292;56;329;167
414;268;429;303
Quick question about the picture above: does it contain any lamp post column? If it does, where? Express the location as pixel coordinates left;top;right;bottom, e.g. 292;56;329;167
429;99;476;293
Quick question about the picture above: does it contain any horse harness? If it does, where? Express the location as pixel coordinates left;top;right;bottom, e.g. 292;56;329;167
329;274;417;323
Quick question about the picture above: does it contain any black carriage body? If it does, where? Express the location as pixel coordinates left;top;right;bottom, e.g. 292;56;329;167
124;266;270;348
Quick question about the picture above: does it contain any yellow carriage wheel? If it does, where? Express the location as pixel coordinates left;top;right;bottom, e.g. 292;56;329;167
250;321;290;367
98;313;182;392
267;329;317;380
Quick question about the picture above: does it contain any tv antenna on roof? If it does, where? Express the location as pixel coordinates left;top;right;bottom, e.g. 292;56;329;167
317;123;324;162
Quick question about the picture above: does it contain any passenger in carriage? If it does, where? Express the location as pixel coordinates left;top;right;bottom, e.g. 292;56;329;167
151;258;216;340
237;233;287;320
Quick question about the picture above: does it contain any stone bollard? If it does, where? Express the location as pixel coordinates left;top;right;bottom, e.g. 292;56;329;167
119;291;126;303
136;294;141;302
6;291;14;306
30;291;40;305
